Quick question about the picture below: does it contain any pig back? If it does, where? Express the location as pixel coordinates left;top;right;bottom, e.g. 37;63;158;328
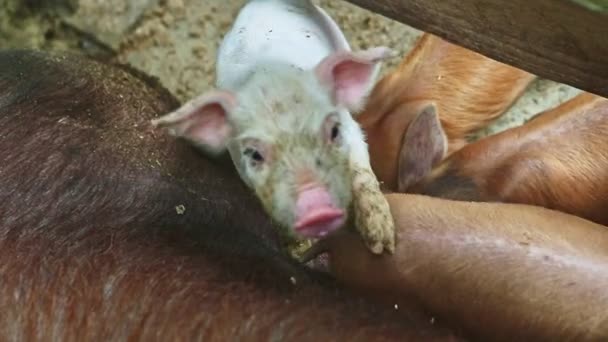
0;48;283;248
215;0;350;90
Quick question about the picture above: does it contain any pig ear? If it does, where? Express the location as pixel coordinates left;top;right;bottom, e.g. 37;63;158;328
397;105;447;192
151;90;237;155
315;47;396;113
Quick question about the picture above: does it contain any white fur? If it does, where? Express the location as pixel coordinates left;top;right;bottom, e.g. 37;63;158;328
215;0;359;187
215;1;386;208
216;0;351;91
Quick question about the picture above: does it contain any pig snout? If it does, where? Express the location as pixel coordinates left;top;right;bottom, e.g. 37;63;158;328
294;185;345;238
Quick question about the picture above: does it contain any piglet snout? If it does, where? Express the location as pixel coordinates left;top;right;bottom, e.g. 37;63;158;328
294;186;344;238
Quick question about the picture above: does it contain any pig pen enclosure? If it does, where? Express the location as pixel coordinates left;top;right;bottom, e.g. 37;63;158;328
1;0;608;340
4;0;604;138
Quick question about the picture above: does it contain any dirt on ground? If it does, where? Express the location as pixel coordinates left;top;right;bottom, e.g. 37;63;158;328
0;0;581;137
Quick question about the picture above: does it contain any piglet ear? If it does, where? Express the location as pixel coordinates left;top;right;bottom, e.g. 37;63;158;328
398;105;447;193
151;90;237;155
315;47;396;113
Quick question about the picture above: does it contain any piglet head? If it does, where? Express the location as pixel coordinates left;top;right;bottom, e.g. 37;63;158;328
237;47;394;241
236;109;352;241
150;90;237;155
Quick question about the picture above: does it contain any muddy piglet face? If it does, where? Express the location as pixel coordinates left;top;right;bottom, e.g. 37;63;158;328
151;46;395;241
235;108;353;240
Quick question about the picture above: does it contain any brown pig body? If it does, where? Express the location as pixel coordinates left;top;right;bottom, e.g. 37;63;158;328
0;49;460;341
314;193;608;341
357;33;535;190
400;92;608;225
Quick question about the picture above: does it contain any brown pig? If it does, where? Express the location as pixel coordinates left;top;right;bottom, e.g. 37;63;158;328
357;33;535;190
308;193;608;341
398;92;608;225
0;49;461;341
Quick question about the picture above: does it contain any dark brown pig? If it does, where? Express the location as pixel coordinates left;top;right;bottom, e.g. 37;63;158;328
0;49;460;341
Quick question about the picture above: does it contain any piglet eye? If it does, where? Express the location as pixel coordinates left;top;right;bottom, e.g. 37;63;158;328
323;113;342;144
251;150;264;162
330;123;340;142
244;148;264;163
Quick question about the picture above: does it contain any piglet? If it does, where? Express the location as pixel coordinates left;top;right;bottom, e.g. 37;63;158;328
357;33;535;191
398;93;608;226
152;0;396;255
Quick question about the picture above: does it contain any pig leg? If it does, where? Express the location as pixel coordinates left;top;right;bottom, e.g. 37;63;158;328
347;123;396;254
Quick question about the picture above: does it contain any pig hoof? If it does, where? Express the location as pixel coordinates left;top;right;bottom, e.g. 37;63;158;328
351;167;396;254
354;195;396;255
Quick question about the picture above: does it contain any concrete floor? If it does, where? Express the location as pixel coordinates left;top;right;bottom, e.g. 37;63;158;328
0;0;582;137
